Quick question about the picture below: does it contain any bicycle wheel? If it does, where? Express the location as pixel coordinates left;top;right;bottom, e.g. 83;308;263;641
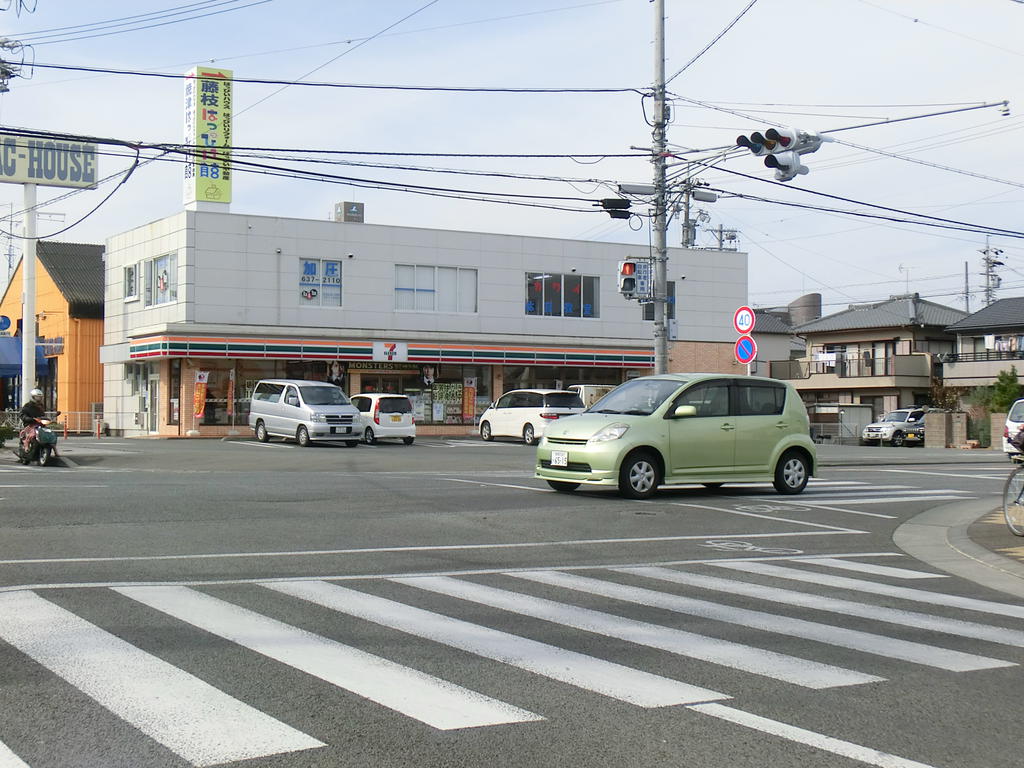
1003;467;1024;536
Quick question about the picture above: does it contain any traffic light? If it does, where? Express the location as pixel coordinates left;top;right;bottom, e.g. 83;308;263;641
617;260;638;298
735;127;830;182
595;198;632;219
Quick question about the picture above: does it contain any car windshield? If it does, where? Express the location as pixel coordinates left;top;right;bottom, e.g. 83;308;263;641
544;393;584;408
299;386;349;405
378;397;412;414
881;411;910;422
1009;401;1024;422
586;378;685;416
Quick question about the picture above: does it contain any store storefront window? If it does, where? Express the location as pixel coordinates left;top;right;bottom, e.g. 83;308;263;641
501;365;625;391
169;359;180;425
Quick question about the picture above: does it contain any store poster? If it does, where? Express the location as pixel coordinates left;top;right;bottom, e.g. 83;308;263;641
194;370;210;417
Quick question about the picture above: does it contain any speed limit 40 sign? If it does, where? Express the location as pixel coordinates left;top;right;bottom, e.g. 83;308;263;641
733;305;756;335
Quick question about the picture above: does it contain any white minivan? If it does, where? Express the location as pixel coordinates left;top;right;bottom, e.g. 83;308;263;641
479;389;584;445
350;393;416;445
249;379;360;447
1004;398;1024;459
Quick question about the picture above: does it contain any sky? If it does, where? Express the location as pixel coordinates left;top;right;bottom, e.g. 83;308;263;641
0;0;1021;319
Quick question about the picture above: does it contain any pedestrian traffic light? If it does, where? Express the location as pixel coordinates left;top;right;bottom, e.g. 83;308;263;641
736;127;830;182
596;198;632;219
617;260;638;298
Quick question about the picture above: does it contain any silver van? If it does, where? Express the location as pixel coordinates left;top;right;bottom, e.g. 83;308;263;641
248;379;360;447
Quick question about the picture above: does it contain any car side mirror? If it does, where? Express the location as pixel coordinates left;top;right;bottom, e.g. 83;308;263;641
672;405;697;418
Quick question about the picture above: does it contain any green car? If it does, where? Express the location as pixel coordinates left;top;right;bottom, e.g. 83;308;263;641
535;373;816;499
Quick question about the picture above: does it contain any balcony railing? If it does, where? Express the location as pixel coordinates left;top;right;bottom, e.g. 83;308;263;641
770;354;931;380
940;351;1024;363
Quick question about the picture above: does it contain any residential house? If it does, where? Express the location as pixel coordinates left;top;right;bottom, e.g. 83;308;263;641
941;297;1024;387
768;293;966;419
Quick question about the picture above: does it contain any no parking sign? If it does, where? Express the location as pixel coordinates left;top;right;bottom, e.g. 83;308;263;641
734;335;758;365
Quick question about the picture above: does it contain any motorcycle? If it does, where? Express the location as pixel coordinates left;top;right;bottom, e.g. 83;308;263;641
16;413;60;466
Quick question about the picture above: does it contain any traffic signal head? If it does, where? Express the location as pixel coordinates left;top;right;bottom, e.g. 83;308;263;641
596;198;632;219
736;131;772;155
617;260;638;298
764;150;808;182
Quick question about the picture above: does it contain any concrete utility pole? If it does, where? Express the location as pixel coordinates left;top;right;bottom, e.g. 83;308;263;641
21;183;36;395
652;0;669;375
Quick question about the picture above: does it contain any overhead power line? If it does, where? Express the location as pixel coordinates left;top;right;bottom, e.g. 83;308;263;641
27;61;644;94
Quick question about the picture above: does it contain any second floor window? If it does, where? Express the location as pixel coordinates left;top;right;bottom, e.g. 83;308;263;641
395;265;477;312
525;272;599;318
300;258;342;307
144;253;177;306
124;264;139;301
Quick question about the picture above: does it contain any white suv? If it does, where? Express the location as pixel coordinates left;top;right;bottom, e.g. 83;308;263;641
861;407;926;447
479;389;584;445
350;393;416;445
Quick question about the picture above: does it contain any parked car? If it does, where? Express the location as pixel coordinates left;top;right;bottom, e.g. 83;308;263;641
479;389;585;445
535;373;816;499
1004;398;1024;460
248;379;360;447
860;407;927;447
350;393;416;445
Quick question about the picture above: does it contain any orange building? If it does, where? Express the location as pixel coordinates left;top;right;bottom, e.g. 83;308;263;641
0;241;104;421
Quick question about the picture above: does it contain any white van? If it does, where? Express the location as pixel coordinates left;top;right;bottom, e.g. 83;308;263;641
567;384;616;409
249;379;360;447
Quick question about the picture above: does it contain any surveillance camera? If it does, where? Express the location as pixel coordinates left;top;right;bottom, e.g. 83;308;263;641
570;267;577;273
347;253;354;259
679;275;687;281
275;248;282;254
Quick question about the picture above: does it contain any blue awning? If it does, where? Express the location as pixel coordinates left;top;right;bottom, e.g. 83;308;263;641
0;336;47;378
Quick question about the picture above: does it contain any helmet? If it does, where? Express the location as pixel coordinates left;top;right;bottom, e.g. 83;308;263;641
29;388;43;401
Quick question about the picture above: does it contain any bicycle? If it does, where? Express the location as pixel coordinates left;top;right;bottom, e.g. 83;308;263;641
1003;431;1024;536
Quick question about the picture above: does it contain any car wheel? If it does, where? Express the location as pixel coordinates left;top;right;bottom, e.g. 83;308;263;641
890;431;905;447
547;480;580;493
618;451;660;500
480;421;493;441
773;450;809;495
255;421;269;443
522;424;537;446
296;425;311;447
364;427;377;445
403;436;415;445
344;440;359;448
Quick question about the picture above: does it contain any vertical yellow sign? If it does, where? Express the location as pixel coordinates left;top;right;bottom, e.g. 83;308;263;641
184;66;232;204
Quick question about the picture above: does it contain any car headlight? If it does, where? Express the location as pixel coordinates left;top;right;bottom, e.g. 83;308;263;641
589;423;629;443
310;413;327;423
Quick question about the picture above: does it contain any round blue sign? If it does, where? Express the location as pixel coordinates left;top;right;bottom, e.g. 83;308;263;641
0;315;9;331
734;335;758;365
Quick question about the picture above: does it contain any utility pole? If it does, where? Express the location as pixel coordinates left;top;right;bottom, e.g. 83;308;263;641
963;261;970;313
980;237;1004;307
652;0;669;375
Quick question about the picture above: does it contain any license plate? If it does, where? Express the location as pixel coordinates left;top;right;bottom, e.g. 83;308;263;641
551;450;568;467
391;415;402;423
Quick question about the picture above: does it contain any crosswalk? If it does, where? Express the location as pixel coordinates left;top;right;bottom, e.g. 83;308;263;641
1;555;1022;767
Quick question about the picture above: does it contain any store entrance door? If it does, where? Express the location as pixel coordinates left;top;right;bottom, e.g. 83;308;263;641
146;371;160;433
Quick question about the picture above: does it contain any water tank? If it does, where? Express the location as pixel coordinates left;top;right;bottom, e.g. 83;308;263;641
788;293;822;326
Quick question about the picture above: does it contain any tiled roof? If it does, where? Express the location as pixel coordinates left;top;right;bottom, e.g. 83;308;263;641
753;310;794;335
37;241;104;319
945;296;1024;332
794;295;966;334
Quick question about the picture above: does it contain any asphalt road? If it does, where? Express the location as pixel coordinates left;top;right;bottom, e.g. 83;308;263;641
0;436;1021;768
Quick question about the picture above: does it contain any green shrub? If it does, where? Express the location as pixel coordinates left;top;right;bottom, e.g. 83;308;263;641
0;424;14;446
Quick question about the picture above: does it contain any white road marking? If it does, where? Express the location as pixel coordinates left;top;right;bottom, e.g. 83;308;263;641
877;468;1007;480
510;570;1008;672
797;558;947;579
0;740;30;768
445;478;552;492
671;503;867;533
767;502;897;519
116;585;539;730
266;579;725;707
689;703;937;768
623;566;1024;649
0;591;324;767
783;494;974;506
395;575;881;689
713;561;1024;619
0;532;861;567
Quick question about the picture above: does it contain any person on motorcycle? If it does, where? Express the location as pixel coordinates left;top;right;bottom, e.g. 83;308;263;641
19;388;46;452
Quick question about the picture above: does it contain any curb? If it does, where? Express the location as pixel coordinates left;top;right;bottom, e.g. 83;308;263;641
893;497;1024;599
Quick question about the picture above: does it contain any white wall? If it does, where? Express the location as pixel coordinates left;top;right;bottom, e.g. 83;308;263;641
103;210;748;347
